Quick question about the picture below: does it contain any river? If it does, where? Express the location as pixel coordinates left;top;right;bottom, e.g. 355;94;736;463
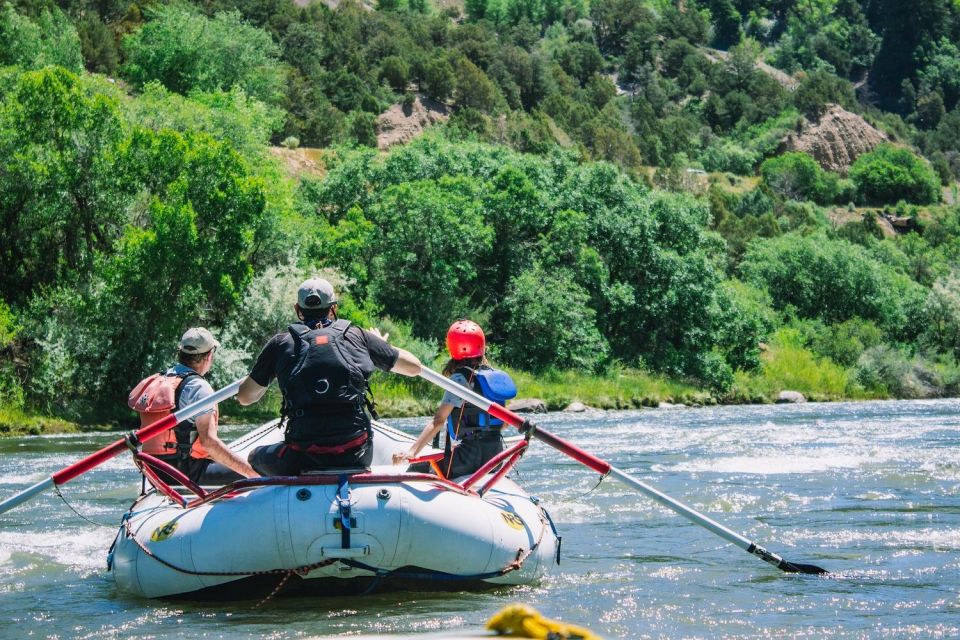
0;399;957;638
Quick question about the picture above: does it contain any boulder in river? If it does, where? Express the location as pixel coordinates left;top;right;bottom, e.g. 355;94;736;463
776;390;807;404
508;398;547;413
563;401;590;413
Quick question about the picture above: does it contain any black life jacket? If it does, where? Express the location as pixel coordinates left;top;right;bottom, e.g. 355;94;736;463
446;365;517;441
279;319;375;426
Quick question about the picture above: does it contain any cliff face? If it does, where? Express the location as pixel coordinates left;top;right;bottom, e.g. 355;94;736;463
376;94;450;150
781;104;888;175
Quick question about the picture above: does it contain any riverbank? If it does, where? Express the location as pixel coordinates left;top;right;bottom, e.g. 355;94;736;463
0;370;876;437
0;407;77;437
0;333;933;436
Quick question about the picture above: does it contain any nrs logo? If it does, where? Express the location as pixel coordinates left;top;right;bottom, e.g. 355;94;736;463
500;512;525;530
150;521;178;542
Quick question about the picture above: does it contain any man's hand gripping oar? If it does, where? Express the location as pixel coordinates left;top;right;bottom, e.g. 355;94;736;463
419;366;828;575
0;379;243;516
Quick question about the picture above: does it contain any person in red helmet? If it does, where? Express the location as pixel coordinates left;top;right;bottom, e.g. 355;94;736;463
393;320;517;478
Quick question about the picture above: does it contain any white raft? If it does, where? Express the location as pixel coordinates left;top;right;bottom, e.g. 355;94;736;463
108;420;559;599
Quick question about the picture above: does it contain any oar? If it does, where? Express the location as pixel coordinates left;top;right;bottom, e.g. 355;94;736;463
419;367;827;575
0;379;242;515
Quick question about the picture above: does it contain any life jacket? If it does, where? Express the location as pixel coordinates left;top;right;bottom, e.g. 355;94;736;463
128;370;210;461
279;320;375;443
447;365;517;442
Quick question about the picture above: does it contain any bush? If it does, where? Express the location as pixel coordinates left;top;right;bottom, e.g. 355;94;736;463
855;346;943;398
701;141;759;175
422;55;456;102
346;110;378;147
379;56;410;92
849;144;941;205
760;152;838;204
810;317;884;367
921;274;960;358
793;71;856;118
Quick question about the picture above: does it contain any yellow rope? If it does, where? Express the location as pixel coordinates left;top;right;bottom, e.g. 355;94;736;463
486;604;602;640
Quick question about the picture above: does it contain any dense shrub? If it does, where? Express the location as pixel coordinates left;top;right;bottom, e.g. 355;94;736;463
739;233;925;331
849;144;941;205
921;274;960;358
760;152;838;205
123;6;286;105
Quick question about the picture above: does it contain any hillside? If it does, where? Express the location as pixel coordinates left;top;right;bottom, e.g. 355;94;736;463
3;0;960;428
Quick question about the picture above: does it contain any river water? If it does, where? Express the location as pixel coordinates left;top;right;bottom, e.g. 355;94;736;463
0;399;958;639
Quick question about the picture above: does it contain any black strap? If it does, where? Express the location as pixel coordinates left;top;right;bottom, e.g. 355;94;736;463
337;474;351;550
364;386;379;421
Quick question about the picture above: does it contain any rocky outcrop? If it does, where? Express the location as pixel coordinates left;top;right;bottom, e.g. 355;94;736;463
376;94;450;150
780;104;887;175
563;401;590;412
508;398;548;413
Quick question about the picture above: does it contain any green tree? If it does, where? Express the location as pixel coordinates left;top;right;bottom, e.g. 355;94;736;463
739;232;924;331
346;110;378;147
30;127;267;420
453;57;498;112
0;67;129;304
366;177;494;338
0;4;82;72
921;274;960;358
499;265;610;372
379;55;410;92
76;12;118;74
422;54;456;103
589;0;655;56
794;70;856;118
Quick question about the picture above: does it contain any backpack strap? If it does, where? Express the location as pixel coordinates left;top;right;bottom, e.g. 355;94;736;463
172;371;203;460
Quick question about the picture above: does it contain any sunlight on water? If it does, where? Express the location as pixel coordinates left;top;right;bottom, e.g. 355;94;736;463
0;399;957;638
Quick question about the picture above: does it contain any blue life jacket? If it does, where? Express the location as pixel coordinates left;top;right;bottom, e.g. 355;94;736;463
446;365;517;442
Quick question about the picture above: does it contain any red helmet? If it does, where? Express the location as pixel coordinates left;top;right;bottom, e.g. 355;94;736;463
446;320;485;360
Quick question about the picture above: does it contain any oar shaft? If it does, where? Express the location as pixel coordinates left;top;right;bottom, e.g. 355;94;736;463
52;380;241;486
421;367;612;475
604;466;791;569
0;379;242;515
418;366;825;574
0;477;54;515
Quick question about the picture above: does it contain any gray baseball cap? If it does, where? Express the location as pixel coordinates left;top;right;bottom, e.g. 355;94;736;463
297;278;337;309
179;327;220;354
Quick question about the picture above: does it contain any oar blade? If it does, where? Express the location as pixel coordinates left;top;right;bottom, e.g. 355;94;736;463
779;560;830;575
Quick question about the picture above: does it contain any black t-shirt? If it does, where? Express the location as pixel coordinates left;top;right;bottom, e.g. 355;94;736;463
249;322;400;388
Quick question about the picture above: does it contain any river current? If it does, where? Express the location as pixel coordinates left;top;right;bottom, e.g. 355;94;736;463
0;399;957;638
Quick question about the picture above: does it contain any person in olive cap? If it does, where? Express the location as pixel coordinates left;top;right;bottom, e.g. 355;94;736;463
238;278;423;474
136;327;258;484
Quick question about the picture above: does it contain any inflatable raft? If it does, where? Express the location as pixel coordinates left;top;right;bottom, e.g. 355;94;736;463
107;420;560;599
